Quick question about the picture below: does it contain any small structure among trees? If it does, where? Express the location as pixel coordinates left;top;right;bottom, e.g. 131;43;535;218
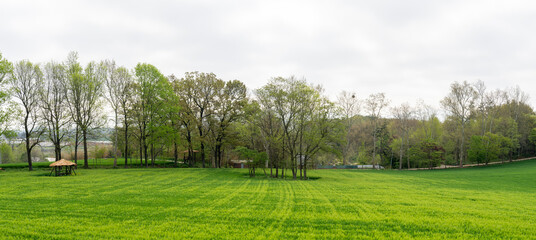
49;159;77;176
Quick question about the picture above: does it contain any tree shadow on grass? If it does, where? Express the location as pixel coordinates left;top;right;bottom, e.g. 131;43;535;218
240;172;321;180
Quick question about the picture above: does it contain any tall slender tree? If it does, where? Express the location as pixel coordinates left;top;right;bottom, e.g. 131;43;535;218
63;52;82;164
103;60;134;168
0;52;17;137
133;63;167;167
337;91;360;165
40;61;70;161
391;103;413;169
441;81;476;167
9;60;45;171
115;67;134;168
211;80;247;168
365;93;390;168
181;72;224;168
64;53;105;168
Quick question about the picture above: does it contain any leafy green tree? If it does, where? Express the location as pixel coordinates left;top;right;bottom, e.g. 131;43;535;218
178;72;224;168
63;52;106;168
409;139;445;169
468;132;513;165
9;60;45;171
173;77;197;166
210;80;247;168
0;52;17;137
256;77;337;179
241;99;284;177
163;75;182;167
0;142;14;163
441;81;476;167
529;128;536;152
133;63;168;167
234;146;267;177
468;135;486;165
63;52;84;164
375;121;392;168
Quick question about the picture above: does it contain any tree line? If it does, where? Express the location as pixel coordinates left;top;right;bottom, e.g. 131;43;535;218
0;52;534;178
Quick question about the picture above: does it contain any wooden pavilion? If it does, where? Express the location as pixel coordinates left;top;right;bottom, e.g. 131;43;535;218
49;159;77;176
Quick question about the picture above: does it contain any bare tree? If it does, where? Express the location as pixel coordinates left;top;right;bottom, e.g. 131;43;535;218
9;60;45;171
365;92;390;168
415;99;438;140
40;61;71;162
441;81;476;167
485;89;505;134
473;80;489;137
391;103;413;169
116;67;134;168
506;85;529;123
505;85;530;158
337;91;360;165
103;60;133;168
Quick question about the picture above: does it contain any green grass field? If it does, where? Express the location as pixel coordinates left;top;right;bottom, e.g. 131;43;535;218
1;160;535;239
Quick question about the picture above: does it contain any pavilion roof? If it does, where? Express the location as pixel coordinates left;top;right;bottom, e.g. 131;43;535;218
49;159;77;167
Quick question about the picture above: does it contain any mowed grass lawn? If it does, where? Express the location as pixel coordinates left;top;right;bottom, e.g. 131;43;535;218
1;161;536;239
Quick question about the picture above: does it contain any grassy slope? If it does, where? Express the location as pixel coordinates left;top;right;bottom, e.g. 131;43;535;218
0;161;535;239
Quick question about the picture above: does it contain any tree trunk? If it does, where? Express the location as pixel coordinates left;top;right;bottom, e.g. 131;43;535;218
113;111;118;168
56;145;61;161
460;122;465;167
25;131;33;171
124;123;129;168
372;132;377;169
151;143;155;167
304;157;308;180
74;125;79;165
174;141;178;167
83;129;88;168
143;137;148;168
399;140;403;170
200;142;205;168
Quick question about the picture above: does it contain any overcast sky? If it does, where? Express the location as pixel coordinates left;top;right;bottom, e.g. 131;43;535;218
1;0;536;115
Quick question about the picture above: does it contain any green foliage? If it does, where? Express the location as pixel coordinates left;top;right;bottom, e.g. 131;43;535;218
233;146;267;177
1;162;536;238
409;139;445;168
529;128;536;147
255;76;337;178
12;144;44;163
468;135;486;164
468;133;512;164
94;145;108;159
375;121;392;167
0;142;14;163
0;52;17;137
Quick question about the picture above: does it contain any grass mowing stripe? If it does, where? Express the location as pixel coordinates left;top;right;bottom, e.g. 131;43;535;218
1;160;536;239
